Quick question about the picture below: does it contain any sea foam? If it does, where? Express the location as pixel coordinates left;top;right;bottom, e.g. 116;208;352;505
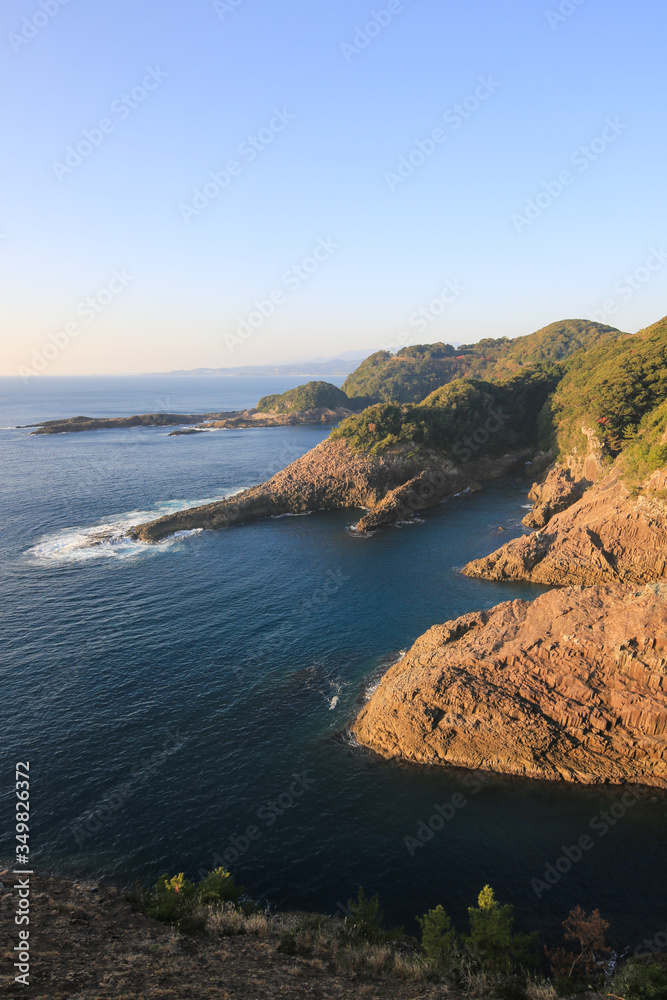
26;490;246;565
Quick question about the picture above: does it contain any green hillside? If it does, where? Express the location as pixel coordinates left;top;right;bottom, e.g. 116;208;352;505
256;381;351;413
331;316;667;479
544;315;667;461
331;368;561;458
341;320;622;405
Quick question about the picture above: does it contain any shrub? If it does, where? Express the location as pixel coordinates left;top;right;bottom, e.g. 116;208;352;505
344;886;402;944
197;866;242;907
465;885;515;972
612;962;667;1000
277;930;297;955
418;904;457;964
546;906;610;981
145;872;197;924
142;867;242;929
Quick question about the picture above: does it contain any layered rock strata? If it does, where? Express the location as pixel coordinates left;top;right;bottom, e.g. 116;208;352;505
353;583;667;786
522;466;584;528
464;467;667;586
129;440;533;542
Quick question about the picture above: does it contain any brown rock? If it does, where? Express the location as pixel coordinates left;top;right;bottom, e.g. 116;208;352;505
353;583;667;786
464;464;667;586
129;440;535;542
522;466;584;528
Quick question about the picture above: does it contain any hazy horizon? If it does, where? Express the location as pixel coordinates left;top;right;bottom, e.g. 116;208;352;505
2;0;666;377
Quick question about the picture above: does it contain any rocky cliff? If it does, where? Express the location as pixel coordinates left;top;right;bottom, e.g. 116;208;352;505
353;583;667;786
521;466;584;528
129;439;533;542
463;465;667;586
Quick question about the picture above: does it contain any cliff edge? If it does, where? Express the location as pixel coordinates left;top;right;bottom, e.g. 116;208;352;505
353;583;667;786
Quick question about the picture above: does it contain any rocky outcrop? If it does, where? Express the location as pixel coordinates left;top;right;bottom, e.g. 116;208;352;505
129;440;534;542
463;465;667;586
196;406;356;430
24;407;356;435
522;466;584;528
353;583;667;786
26;413;214;434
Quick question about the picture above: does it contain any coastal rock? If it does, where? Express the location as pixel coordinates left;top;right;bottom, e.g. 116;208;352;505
353;583;667;786
129;440;535;542
199;406;356;429
463;465;667;586
24;406;356;435
522;466;584;528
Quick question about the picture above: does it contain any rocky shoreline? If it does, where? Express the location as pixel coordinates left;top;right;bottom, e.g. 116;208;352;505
22;406;356;435
353;581;667;786
353;459;667;786
128;439;542;542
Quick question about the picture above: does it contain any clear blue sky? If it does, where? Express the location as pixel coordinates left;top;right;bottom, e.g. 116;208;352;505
2;0;666;374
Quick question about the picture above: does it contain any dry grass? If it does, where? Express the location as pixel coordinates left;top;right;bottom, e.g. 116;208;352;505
525;977;558;1000
206;903;271;937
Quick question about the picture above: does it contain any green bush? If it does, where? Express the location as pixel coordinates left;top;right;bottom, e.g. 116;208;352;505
142;867;242;929
418;904;457;964
465;885;515;972
277;930;297;955
612;962;667;1000
344;886;402;944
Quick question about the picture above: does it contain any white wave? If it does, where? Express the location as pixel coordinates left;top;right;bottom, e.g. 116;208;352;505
270;512;312;519
26;490;246;565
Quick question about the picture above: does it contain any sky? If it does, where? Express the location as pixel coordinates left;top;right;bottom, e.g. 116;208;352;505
1;0;666;375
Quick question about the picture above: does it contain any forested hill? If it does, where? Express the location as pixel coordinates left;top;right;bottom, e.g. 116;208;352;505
341;320;623;405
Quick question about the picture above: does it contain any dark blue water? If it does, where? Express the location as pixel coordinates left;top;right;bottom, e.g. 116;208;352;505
1;377;665;947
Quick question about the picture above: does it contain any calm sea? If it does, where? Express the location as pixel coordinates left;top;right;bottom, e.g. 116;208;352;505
1;376;664;944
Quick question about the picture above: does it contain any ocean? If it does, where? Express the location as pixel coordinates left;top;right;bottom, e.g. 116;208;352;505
1;375;665;944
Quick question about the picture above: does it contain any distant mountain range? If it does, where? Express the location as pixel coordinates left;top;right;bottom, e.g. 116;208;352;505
163;361;354;377
161;351;374;379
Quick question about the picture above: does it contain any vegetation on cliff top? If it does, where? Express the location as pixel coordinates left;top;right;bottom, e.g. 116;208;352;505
544;315;667;470
133;868;667;998
341;321;621;405
331;368;562;458
257;380;351;413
